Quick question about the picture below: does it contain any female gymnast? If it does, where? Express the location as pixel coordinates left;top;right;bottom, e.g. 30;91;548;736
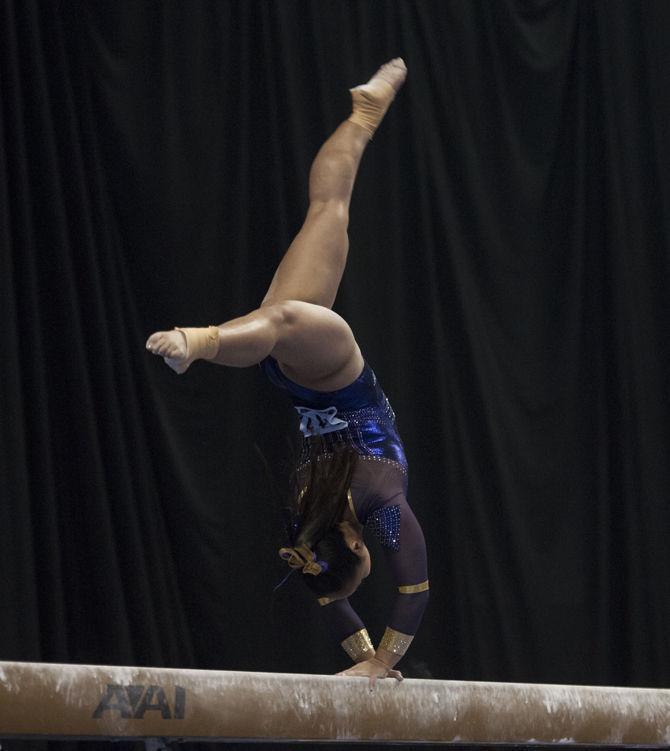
146;59;429;683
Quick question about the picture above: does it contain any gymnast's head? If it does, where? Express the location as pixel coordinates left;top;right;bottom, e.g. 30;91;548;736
279;446;370;601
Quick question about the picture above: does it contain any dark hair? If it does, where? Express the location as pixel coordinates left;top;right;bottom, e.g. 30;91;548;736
289;442;362;597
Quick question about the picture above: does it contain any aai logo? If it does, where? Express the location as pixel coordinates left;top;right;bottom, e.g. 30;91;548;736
93;684;186;720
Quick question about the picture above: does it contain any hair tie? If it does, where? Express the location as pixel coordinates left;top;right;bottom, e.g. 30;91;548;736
278;544;327;576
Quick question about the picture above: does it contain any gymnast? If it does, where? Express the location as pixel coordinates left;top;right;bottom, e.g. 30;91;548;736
146;59;429;683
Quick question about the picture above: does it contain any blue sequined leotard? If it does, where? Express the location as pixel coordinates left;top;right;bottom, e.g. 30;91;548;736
261;356;407;476
262;356;429;645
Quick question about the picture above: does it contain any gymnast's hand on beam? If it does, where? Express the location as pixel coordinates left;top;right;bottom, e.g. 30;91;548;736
336;657;403;688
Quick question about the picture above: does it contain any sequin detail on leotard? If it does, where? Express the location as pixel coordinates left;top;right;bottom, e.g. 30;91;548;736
297;452;407;478
367;504;401;551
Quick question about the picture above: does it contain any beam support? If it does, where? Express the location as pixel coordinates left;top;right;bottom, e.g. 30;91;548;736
1;661;669;745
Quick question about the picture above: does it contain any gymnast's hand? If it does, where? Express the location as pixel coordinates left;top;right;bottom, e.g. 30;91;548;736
337;657;403;687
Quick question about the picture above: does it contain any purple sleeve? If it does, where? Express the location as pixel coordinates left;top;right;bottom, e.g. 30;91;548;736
319;598;365;642
382;493;430;633
318;460;429;647
357;462;430;635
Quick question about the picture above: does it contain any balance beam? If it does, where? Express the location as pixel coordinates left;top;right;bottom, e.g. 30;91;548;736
0;661;669;745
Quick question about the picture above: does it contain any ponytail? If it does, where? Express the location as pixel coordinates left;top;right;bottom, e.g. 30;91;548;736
286;442;361;596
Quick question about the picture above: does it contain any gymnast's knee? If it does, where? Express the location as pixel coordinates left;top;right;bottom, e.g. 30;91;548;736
257;299;306;327
262;300;341;341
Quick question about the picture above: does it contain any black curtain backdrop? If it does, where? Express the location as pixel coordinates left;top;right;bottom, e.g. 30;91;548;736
2;0;670;746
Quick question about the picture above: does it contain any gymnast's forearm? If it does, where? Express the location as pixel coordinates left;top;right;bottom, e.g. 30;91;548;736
374;589;430;668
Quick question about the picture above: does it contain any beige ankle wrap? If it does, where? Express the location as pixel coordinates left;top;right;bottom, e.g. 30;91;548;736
172;325;220;373
347;80;396;139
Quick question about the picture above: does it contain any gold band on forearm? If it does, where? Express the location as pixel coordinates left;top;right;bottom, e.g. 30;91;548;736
379;627;414;657
398;580;429;594
341;629;374;662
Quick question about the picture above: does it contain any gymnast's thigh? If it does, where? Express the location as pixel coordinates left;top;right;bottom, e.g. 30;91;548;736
268;300;364;391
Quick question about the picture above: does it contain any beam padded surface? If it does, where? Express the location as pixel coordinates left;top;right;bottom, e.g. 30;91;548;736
0;661;669;745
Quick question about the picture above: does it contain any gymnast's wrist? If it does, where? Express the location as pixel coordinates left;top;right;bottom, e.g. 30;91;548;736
376;627;414;666
372;647;399;670
341;628;375;663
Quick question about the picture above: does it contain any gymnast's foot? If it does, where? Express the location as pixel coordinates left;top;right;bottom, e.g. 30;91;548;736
145;329;189;373
348;58;407;138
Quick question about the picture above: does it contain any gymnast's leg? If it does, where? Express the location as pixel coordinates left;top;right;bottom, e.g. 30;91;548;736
261;57;407;310
146;59;406;389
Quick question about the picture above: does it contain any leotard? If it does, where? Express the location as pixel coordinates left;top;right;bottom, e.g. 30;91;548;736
262;356;429;648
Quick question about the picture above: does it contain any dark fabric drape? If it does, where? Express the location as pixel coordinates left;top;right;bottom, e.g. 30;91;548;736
2;1;669;742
